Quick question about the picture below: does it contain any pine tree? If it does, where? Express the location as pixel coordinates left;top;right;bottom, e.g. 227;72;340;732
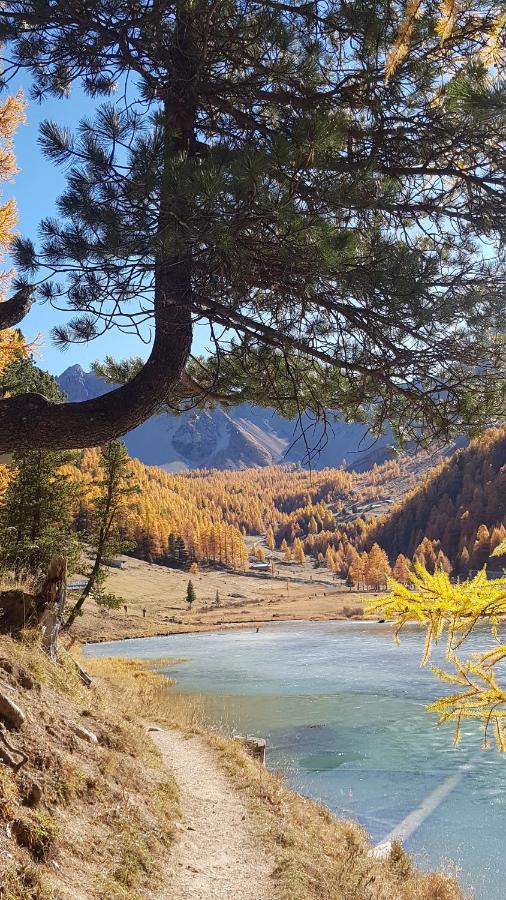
265;526;275;551
0;359;79;579
0;447;79;579
166;533;177;561
186;580;196;608
1;2;504;451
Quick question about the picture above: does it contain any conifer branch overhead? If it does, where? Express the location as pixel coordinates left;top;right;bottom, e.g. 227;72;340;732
0;0;503;451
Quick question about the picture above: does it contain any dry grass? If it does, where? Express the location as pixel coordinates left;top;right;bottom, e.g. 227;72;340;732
91;654;466;900
0;573;38;595
69;554;372;643
87;655;203;732
207;734;465;900
0;864;58;900
0;633;180;900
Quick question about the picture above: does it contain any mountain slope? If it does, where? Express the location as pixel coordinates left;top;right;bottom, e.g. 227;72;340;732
367;426;506;572
58;365;392;471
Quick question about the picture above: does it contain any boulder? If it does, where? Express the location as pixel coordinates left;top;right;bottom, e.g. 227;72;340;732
0;691;25;728
235;735;266;766
0;591;38;633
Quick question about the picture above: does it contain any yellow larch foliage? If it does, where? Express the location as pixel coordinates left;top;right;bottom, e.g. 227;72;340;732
492;538;506;558
0;461;11;502
0;90;26;377
369;564;506;750
0;91;25;256
385;0;424;79
480;9;506;66
435;0;458;43
385;1;505;79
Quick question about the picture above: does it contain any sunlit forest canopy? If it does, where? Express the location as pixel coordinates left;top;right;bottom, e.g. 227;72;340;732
0;0;503;450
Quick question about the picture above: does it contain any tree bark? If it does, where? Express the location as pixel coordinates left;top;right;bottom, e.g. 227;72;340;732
0;6;195;455
0;286;35;329
37;555;67;660
0;299;192;451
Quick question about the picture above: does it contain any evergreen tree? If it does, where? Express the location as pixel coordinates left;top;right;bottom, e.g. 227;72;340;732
0;2;504;452
166;533;177;560
186;580;196;608
0;359;79;579
65;441;138;629
0;447;79;579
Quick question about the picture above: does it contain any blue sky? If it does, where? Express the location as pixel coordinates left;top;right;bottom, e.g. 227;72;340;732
6;79;207;376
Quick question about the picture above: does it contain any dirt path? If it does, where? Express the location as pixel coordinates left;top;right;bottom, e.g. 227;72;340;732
151;728;274;900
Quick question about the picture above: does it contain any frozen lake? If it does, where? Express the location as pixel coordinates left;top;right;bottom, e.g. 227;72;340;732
87;620;506;899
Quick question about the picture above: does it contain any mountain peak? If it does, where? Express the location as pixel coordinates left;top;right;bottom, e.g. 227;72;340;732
56;368;392;471
58;365;110;403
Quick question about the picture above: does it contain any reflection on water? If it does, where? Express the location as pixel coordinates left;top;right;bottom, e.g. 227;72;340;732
86;620;506;899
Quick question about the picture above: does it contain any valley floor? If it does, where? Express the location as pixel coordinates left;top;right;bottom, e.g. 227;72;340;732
70;555;374;644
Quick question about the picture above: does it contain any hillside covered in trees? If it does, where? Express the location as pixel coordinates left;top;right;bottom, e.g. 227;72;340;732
367;427;506;575
66;427;505;582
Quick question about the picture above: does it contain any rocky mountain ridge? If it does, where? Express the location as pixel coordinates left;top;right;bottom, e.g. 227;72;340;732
57;364;392;471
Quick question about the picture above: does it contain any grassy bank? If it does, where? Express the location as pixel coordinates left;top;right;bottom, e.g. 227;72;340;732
0;634;179;900
88;654;465;900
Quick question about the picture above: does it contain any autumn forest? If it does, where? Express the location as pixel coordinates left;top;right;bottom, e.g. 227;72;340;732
57;424;506;590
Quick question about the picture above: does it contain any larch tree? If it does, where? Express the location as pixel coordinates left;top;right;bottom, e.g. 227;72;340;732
349;552;366;590
325;545;335;572
293;537;305;564
265;526;275;552
0;89;27;376
64;440;138;630
364;543;391;590
371;564;506;751
392;553;411;585
0;2;503;453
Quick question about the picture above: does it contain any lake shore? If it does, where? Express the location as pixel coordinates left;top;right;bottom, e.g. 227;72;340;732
71;555;377;644
83;653;465;900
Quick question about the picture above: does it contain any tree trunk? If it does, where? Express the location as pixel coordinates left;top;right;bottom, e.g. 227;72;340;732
37;556;67;660
0;299;192;451
0;4;195;455
63;555;100;631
